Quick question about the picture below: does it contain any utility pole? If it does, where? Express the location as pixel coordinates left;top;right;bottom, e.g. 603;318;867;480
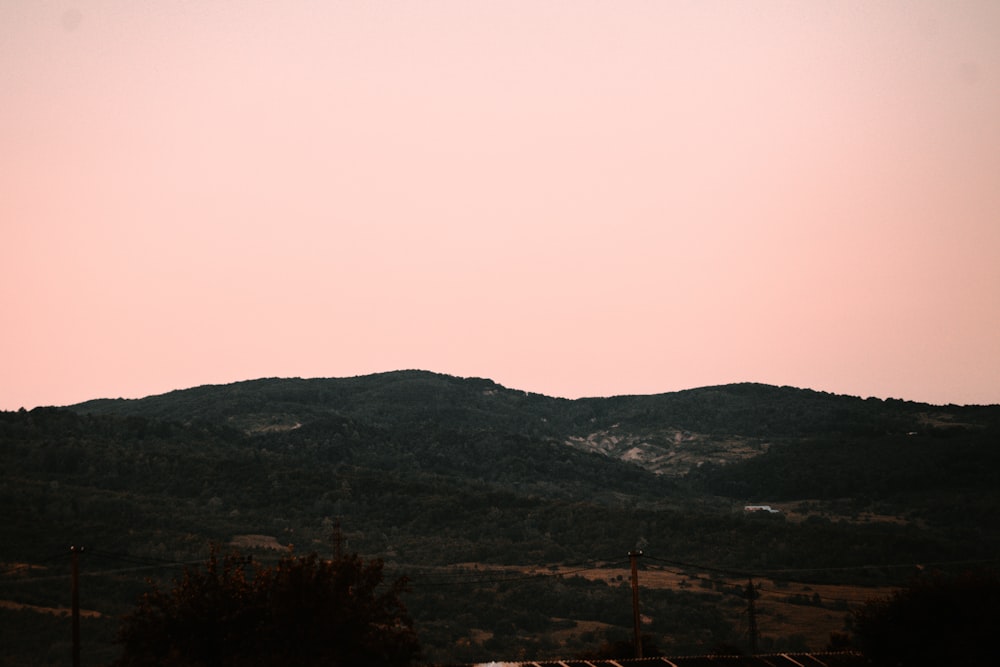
629;550;643;659
332;519;343;559
71;545;83;667
746;576;759;655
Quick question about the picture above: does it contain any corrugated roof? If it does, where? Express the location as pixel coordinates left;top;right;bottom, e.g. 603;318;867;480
434;652;866;667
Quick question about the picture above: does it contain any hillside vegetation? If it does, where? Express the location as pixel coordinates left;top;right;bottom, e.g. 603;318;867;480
2;371;998;664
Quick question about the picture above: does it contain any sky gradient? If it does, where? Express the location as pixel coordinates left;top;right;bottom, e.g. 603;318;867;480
3;0;999;410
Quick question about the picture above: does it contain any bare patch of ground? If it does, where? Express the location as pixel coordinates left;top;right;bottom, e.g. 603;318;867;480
565;427;768;476
0;599;102;618
916;412;975;429
228;413;303;434
0;562;48;576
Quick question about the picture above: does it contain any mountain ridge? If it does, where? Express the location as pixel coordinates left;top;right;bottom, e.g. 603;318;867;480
69;370;999;410
68;371;997;476
4;370;999;663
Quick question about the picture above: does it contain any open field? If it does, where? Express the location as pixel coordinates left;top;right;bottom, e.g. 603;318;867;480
454;562;896;650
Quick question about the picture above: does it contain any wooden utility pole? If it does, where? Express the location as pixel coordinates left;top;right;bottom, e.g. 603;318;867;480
333;519;343;559
746;577;759;655
629;550;643;659
71;545;82;667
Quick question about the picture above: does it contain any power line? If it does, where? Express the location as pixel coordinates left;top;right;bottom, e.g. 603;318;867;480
402;560;629;588
0;553;206;585
5;543;996;594
752;557;1000;576
643;553;1000;583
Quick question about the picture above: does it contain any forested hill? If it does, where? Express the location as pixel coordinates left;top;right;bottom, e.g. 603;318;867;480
4;371;1000;663
69;371;1000;480
70;370;997;438
61;370;1000;556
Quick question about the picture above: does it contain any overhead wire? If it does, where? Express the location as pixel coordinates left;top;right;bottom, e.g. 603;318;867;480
400;558;630;589
4;543;996;605
636;552;1000;608
642;553;1000;582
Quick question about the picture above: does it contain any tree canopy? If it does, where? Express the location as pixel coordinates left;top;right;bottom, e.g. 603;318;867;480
113;544;420;667
851;569;1000;667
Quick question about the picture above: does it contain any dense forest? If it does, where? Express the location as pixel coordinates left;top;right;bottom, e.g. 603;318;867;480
2;372;998;664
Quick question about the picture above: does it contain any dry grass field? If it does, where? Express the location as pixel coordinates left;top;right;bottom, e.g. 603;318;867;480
455;561;896;651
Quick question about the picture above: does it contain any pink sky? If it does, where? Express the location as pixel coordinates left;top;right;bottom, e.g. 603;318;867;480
3;0;999;410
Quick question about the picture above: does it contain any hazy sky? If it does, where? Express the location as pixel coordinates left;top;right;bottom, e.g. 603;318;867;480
3;1;999;410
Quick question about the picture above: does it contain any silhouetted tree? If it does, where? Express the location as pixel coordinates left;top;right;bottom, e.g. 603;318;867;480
113;544;419;667
852;569;1000;667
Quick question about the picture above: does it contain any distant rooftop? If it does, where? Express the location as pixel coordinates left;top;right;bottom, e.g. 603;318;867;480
437;652;866;667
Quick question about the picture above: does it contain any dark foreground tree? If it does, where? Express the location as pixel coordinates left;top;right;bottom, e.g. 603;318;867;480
851;569;1000;667
113;546;420;667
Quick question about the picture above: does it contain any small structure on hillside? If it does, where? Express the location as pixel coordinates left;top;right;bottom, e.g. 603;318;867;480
744;505;780;513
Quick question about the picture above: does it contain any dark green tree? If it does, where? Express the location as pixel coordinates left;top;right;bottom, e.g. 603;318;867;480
851;569;1000;667
113;545;420;667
